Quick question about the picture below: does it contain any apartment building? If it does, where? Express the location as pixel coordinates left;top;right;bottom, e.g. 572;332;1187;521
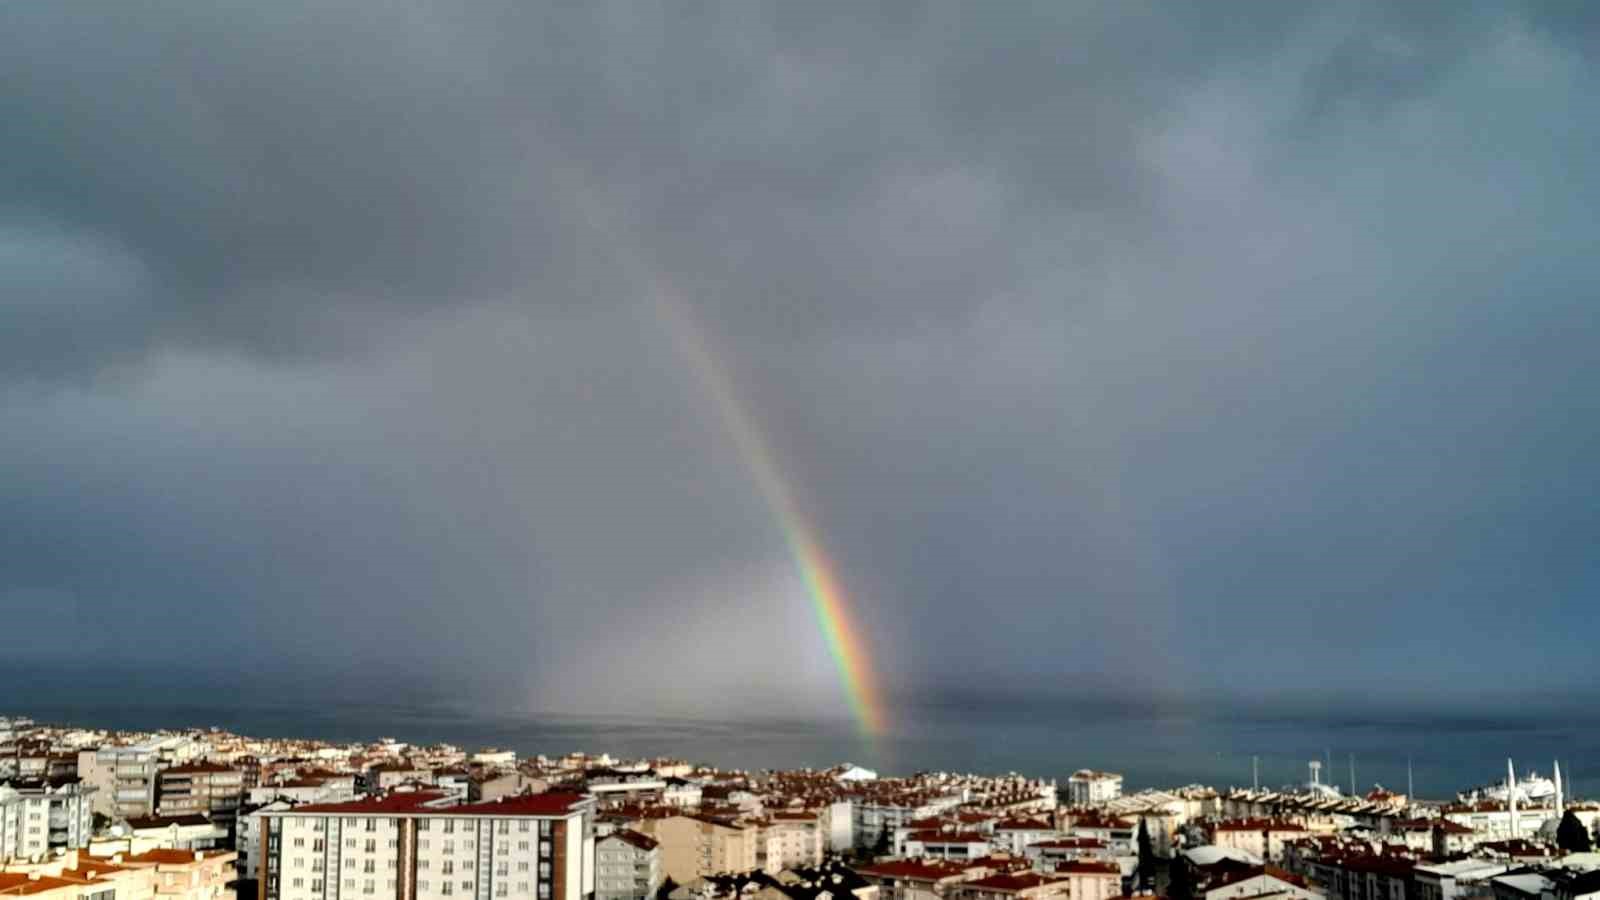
631;815;757;883
592;831;659;900
121;849;238;900
157;764;244;828
759;814;822;874
81;746;171;820
1210;820;1310;863
1066;773;1122;807
256;792;596;900
0;780;95;863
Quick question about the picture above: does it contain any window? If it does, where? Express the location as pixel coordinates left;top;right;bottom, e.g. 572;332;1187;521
496;885;507;897
498;844;509;855
443;862;455;876
345;818;358;827
418;820;431;832
443;820;456;834
420;861;430;871
294;838;306;848
420;840;431;850
363;861;376;874
365;840;376;853
346;839;357;849
366;819;377;832
363;881;375;895
517;842;529;852
345;860;355;870
518;822;530;834
313;840;324;852
539;822;551;836
344;880;356;890
312;881;323;892
443;884;454;896
517;883;528;893
517;863;529;873
292;879;304;889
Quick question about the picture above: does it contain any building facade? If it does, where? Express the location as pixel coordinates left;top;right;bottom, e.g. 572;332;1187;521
1066;774;1123;807
257;792;596;900
0;780;95;863
592;831;659;900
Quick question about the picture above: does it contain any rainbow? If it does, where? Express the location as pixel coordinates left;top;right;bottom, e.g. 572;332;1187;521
653;293;890;738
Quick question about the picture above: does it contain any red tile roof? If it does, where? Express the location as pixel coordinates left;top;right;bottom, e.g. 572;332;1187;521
855;860;967;882
600;829;658;851
0;874;81;896
289;792;447;814
430;792;589;816
122;849;234;866
964;872;1063;891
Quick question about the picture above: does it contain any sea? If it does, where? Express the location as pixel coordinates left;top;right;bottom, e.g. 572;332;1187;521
7;690;1598;802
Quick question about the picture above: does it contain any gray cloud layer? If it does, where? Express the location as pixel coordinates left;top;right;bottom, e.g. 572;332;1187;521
4;1;1598;718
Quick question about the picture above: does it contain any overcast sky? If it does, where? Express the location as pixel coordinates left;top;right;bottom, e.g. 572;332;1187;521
4;2;1598;721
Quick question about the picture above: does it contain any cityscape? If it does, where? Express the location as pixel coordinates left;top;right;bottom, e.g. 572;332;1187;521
7;7;1600;900
1;715;1597;900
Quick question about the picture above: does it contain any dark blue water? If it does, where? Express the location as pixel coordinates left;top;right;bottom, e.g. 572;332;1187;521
8;694;1597;801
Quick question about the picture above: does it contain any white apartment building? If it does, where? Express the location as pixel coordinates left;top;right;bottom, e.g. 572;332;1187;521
1066;772;1123;807
0;779;96;862
592;831;659;900
853;795;963;850
761;814;823;873
257;792;596;900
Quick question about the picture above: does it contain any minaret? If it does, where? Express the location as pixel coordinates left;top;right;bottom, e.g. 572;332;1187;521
1408;757;1415;807
1555;760;1564;819
1507;758;1518;839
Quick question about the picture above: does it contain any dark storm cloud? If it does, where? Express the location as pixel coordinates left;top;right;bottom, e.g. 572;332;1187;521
4;1;1599;717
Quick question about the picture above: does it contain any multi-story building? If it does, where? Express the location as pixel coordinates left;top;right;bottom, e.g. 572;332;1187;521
85;745;167;820
853;796;964;851
759;813;822;873
1413;860;1509;900
1210;820;1310;863
631;814;757;883
855;860;973;900
256;791;596;900
593;830;659;900
1066;773;1123;807
0;779;95;863
951;872;1072;900
1050;861;1121;900
121;848;239;900
157;764;245;829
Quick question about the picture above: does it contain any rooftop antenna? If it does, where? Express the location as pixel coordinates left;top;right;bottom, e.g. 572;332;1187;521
1349;753;1356;797
1407;757;1414;804
1253;756;1259;791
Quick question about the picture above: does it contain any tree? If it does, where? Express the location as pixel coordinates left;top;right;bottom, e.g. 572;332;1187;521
1168;857;1192;900
872;823;891;857
1136;818;1155;890
1557;811;1593;853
